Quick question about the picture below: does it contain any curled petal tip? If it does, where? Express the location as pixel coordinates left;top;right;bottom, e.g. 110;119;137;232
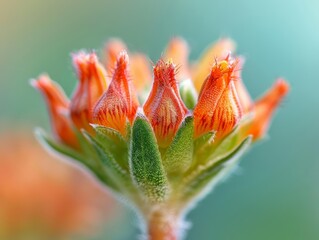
33;75;78;148
115;50;129;69
153;59;176;85
274;78;290;95
32;74;69;108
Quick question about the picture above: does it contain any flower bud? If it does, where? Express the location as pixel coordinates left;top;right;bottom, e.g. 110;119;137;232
192;38;235;91
194;58;242;139
143;60;188;147
31;75;78;148
93;51;139;136
248;79;289;140
70;52;107;132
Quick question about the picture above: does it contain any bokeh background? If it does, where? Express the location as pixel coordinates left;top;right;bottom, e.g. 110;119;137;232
1;0;318;239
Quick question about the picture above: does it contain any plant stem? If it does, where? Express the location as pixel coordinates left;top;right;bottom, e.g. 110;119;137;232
147;209;181;240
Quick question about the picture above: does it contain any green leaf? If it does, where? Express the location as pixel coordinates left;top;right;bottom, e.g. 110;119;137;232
181;136;251;204
130;117;169;202
163;116;194;175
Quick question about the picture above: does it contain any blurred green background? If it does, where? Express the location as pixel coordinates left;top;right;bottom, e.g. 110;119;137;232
1;0;318;239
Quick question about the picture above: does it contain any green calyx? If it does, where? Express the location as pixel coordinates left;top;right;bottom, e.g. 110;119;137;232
36;114;252;214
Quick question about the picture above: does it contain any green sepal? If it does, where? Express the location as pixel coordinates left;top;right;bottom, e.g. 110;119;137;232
130;116;169;203
35;128;84;162
35;128;120;192
163;116;194;175
82;131;132;192
192;131;215;168
91;124;130;171
205;114;254;165
181;136;252;204
91;123;129;144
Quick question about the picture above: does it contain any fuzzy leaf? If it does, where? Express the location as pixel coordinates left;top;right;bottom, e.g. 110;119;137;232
130;117;169;202
182;136;251;204
163;116;194;174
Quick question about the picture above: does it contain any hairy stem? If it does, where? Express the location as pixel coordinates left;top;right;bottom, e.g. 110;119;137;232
147;209;182;240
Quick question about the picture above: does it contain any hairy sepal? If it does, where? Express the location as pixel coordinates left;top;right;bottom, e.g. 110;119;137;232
130;116;169;203
163;116;194;176
91;123;130;171
195;114;253;165
36;128;120;192
181;136;252;206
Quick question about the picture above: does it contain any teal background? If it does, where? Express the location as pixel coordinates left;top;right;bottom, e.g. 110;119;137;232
1;0;318;239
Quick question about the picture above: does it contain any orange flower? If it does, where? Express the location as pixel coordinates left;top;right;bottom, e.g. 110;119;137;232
93;51;139;136
143;59;188;147
248;79;289;140
70;52;107;132
194;57;243;139
31;75;79;148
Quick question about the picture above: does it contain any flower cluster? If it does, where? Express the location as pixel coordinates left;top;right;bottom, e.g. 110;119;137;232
33;37;289;240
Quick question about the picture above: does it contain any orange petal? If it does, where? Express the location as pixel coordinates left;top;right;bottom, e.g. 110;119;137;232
164;37;190;81
103;39;127;73
130;53;152;91
194;58;242;139
192;38;235;91
31;75;79;148
70;52;108;132
143;59;188;147
233;57;253;113
93;51;139;136
248;79;289;140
